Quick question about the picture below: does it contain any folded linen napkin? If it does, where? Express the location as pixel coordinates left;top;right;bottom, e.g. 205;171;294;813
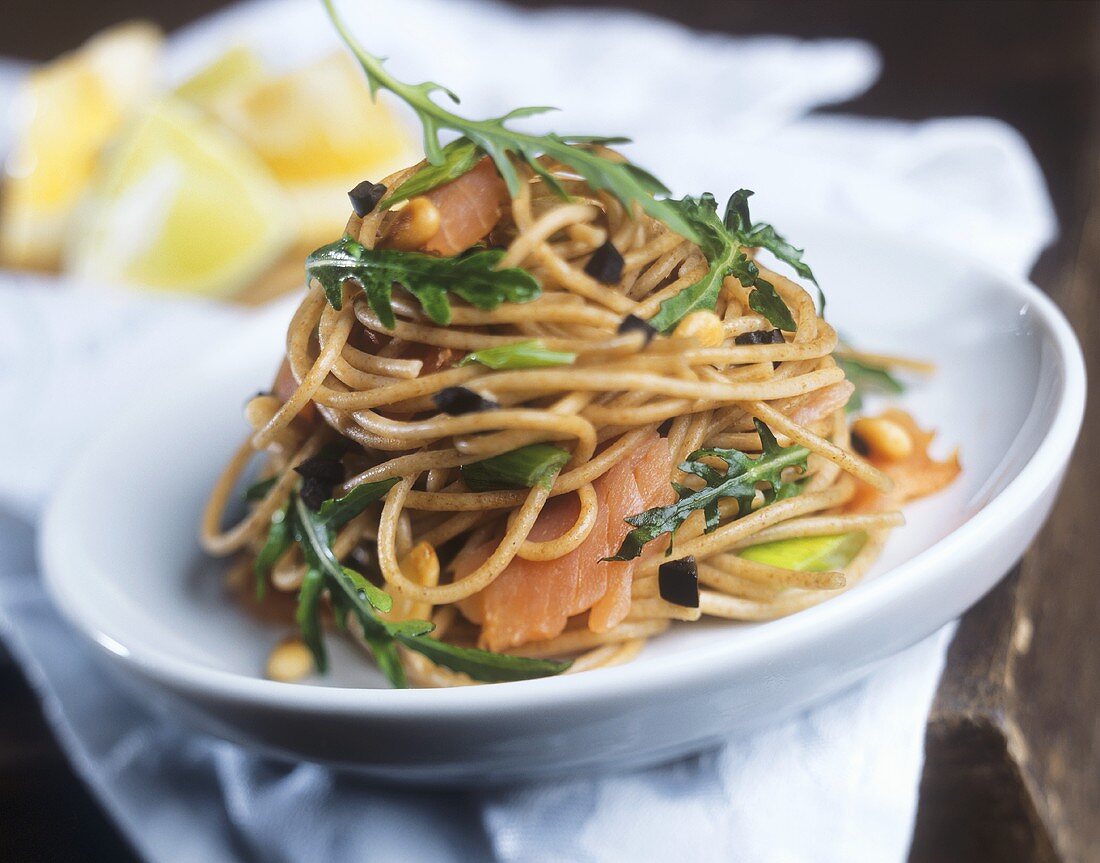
0;1;1054;860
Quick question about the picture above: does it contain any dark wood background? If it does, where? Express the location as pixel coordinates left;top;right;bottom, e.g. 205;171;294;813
1;2;1096;861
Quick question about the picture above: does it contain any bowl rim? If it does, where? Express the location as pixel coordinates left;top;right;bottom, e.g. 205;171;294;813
38;234;1087;719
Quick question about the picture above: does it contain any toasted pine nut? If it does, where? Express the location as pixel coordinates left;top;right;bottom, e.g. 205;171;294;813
673;310;725;346
244;394;282;433
383;541;440;622
402;541;440;587
266;638;314;682
852;416;913;461
383;197;441;251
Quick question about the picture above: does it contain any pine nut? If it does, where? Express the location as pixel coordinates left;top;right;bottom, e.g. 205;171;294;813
244;394;282;432
265;637;314;682
383;197;441;250
673;310;725;346
852;416;913;461
383;541;440;623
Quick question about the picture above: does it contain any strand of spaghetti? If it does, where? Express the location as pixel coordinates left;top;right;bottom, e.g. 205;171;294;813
728;512;905;547
254;300;354;449
742;399;892;492
200;432;326;555
453;392;597;459
634;478;856;579
505;620;669;658
512;483;599;561
353;301;633;354
401;427;653;511
467;366;845;402
385;293;621;331
564;639;647;673
348;408;598;464
627;598;702;622
378;476;551;603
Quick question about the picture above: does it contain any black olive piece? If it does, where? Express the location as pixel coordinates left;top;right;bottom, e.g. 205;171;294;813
433;386;500;416
658;556;699;608
851;431;870;457
734;329;786;346
617;313;658;346
348;180;387;217
584;240;625;284
294;456;345;485
299;476;335;511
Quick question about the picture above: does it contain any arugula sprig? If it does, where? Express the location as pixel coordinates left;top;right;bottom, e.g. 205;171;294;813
306;237;541;324
386;137;483;207
321;0;698;242
459;339;576;370
253;475;571;685
836;355;905;412
726;190;824;315
606;420;810;561
649;191;817;333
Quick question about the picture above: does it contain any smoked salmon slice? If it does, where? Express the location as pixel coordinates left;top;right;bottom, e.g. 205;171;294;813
845;409;960;514
455;431;675;650
421;157;508;257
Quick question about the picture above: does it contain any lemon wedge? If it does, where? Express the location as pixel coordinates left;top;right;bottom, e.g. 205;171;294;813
175;45;266;109
67;96;295;298
0;21;162;270
206;52;419;247
738;533;868;572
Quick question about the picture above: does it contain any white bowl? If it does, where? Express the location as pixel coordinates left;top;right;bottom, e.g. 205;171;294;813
39;221;1086;784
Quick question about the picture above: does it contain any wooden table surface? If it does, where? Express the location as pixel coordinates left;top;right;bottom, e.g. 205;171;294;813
1;2;1096;861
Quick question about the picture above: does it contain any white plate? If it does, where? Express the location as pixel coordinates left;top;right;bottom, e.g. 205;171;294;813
39;221;1085;784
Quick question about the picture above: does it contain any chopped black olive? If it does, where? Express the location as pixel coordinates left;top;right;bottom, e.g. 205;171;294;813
433;386;499;416
295;455;345;484
295;455;346;510
658;556;699;608
584;240;624;284
348;180;387;217
734;329;786;346
617;313;658;346
851;431;870;457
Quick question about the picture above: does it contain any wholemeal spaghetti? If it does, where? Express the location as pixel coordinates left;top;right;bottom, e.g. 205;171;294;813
200;2;959;687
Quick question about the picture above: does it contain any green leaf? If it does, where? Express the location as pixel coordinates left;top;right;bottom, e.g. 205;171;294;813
607;419;810;561
282;487;569;685
726;188;824;315
382;618;436;639
740;261;798;332
458;339;576;370
395;634;571;683
320;0;699;243
296;568;328;673
337;565;394;615
385;137;483;207
316;477;400;530
244;476;277;501
253;505;291;601
460;444;571;492
362;629;408;688
306;237;541;325
293;495;393;614
648;193;799;333
836;355;905;413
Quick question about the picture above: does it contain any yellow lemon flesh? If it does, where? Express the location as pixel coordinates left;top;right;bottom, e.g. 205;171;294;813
203;52;419;248
737;533;868;572
175;45;266;109
67;97;295;298
0;22;162;270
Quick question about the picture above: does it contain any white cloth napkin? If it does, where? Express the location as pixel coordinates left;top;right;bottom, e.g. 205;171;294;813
0;1;1055;861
